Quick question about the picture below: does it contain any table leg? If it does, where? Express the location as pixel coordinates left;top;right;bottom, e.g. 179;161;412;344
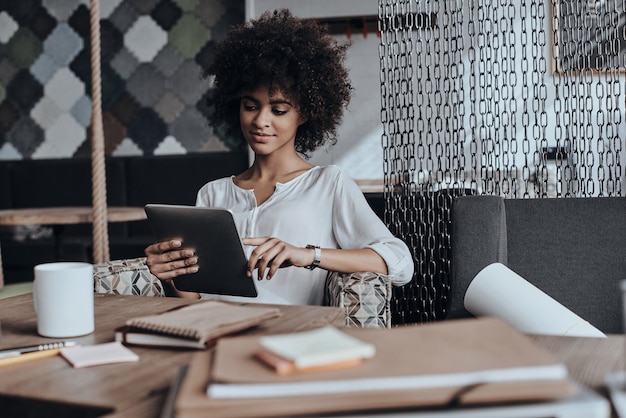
0;242;4;289
52;225;65;260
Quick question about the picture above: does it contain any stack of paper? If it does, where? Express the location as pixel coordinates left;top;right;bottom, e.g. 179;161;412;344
254;326;375;375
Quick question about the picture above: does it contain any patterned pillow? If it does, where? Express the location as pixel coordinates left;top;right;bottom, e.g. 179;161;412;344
325;271;392;328
93;257;165;297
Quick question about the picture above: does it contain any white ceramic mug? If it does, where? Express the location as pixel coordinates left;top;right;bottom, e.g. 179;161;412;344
33;262;94;338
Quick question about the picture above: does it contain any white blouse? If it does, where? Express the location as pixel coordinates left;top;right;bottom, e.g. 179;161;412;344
195;165;414;305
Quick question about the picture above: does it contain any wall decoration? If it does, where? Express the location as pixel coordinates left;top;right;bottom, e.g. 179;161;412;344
552;0;626;73
0;0;244;160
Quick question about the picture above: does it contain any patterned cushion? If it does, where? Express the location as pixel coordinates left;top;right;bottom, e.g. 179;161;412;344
93;257;165;297
325;271;392;328
93;258;391;328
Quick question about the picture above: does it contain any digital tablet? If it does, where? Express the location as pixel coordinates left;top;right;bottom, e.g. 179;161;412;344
144;204;257;297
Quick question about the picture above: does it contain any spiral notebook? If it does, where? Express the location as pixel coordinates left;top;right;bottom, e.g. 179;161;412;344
120;301;281;348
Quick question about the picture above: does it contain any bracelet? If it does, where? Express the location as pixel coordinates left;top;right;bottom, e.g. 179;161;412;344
305;245;321;270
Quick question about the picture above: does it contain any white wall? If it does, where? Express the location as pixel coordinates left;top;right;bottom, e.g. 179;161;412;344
246;0;384;181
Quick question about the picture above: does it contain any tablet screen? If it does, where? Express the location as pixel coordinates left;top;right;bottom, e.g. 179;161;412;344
144;204;257;297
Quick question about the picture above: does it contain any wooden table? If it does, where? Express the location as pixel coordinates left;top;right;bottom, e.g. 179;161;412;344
0;206;147;288
0;293;344;418
0;293;622;418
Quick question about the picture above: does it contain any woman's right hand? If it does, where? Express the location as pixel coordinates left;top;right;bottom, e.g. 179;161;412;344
144;239;200;298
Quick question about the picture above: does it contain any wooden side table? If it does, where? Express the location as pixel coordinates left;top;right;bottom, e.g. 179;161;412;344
0;206;147;288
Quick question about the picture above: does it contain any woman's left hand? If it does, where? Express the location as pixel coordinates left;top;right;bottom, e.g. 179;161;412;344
242;237;316;280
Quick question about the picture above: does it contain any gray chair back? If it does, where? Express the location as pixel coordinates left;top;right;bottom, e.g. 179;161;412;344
450;195;626;334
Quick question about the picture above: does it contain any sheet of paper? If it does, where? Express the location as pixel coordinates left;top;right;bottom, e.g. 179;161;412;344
60;342;139;368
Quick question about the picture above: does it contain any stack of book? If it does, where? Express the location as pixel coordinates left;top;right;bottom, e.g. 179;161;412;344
115;301;281;349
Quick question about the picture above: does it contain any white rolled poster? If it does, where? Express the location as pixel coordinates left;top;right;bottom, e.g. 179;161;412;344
464;262;605;338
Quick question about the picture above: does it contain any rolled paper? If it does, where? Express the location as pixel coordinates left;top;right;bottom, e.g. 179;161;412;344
465;263;606;338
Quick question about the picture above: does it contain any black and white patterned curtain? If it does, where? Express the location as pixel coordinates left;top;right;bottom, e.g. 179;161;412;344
379;0;625;325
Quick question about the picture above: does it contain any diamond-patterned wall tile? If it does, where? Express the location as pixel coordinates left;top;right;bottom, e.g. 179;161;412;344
194;40;215;70
0;12;19;43
152;44;184;77
42;0;81;21
112;137;142;156
170;107;211;151
195;0;225;27
101;65;126;110
44;68;84;111
154;135;186;155
128;0;159;15
36;112;85;158
70;94;92;128
68;48;90;85
154;90;185;123
3;0;41;26
102;111;126;153
100;0;124;19
127;107;167;155
0;142;21;160
0;58;18;85
109;1;139;34
30;95;63;129
197;134;229;152
30;7;57;40
0;101;20;132
151;0;182;30
175;0;199;12
6;27;43;69
100;21;124;63
43;23;83;67
110;92;140;125
124;15;167;63
126;64;165;107
110;47;140;80
168;13;209;59
67;5;90;39
7;69;43;112
7;116;44;158
0;0;243;160
30;52;59;84
168;60;207;106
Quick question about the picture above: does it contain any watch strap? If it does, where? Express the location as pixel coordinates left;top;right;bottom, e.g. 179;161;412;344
305;245;321;270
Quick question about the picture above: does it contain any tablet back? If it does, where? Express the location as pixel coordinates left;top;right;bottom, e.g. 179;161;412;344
144;204;257;297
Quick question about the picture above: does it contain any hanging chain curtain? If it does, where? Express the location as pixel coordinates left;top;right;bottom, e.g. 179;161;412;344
379;0;625;325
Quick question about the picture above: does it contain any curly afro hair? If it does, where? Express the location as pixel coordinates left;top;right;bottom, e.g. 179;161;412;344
205;9;352;157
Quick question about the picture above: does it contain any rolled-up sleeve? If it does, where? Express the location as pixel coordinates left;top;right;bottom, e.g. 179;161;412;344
331;170;414;286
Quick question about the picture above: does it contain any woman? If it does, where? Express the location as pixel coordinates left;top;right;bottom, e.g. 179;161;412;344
145;9;414;305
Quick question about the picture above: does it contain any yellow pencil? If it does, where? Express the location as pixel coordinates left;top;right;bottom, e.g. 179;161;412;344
0;347;63;367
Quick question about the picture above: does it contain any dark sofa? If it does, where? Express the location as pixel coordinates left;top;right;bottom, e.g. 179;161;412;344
0;152;249;283
0;152;386;284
